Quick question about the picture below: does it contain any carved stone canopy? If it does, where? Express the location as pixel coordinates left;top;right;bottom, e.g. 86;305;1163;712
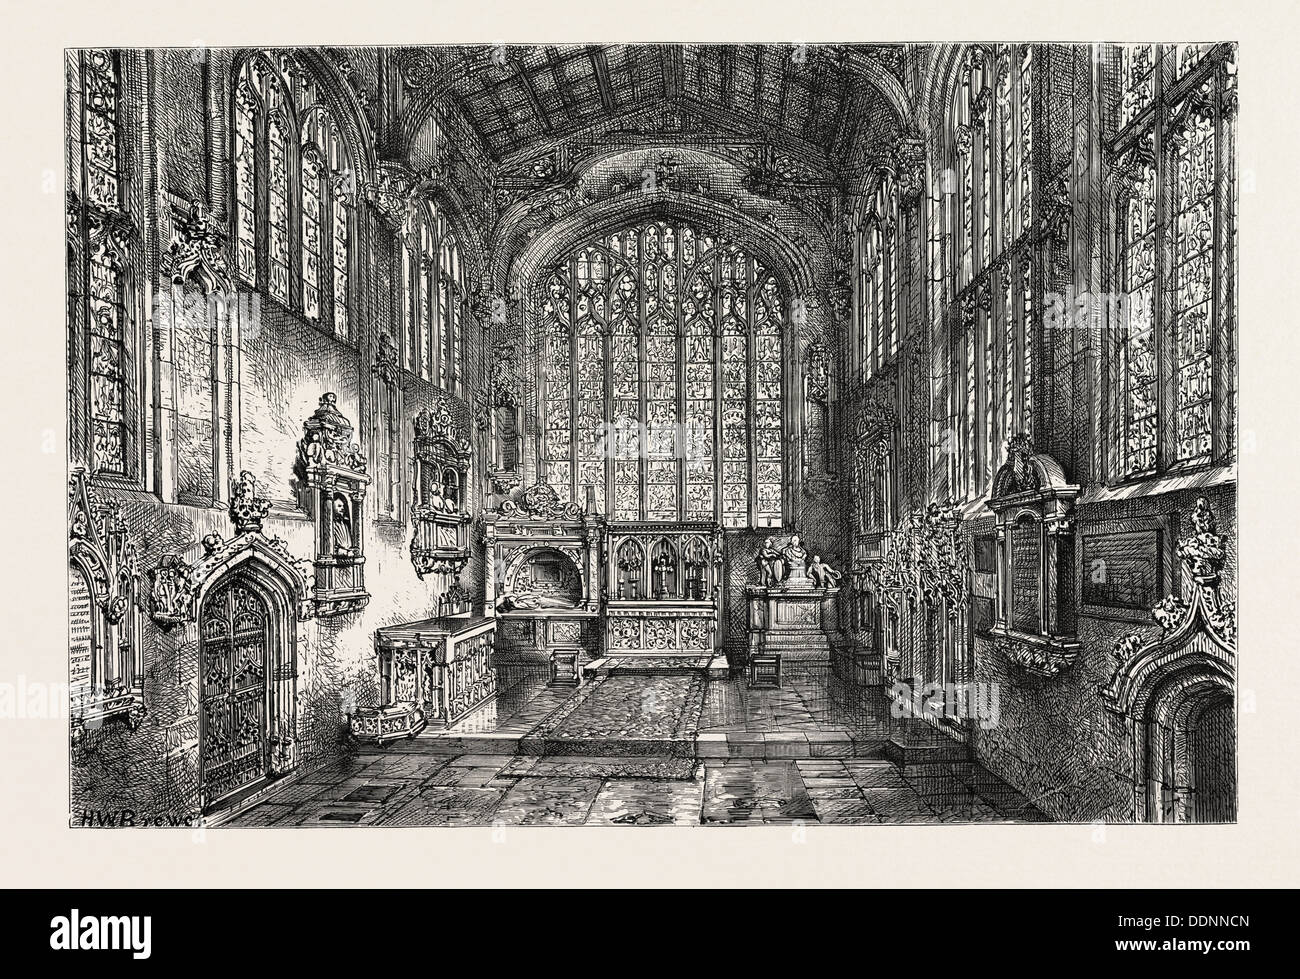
299;393;368;475
149;531;315;628
414;396;472;460
988;434;1078;511
151;466;315;626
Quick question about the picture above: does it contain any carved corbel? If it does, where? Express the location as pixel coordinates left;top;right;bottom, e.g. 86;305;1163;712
167;199;232;296
891;132;927;204
364;161;420;231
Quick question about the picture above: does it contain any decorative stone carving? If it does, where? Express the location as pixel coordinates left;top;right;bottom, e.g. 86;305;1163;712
150;473;315;628
298;393;368;476
229;470;272;535
498;482;584;522
364;161;420;230
168;199;232;296
414;396;472;458
756;536;783;588
803;338;834;498
1113;134;1157;207
863;503;970;616
1103;498;1236;821
68;469;146;745
149;553;192;626
68;190;137;263
954;123;974;157
809;556;843;590
986;435;1081;674
892;132;927;203
373;332;399;384
410;395;473;579
747;528;845;676
489;342;521;407
327;49;376;129
959;290;978;330
485;342;524;492
1041;173;1072;245
1177;496;1226;582
995;635;1078;679
1111;497;1237;665
805;340;830;406
829;266;852;324
991;432;1041;497
296;394;371;617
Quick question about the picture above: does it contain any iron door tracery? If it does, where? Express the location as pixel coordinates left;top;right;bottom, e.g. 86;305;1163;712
200;578;270;805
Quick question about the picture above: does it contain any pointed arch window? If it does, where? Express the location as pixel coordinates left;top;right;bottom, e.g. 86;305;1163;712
69;49;138;480
232;52;355;340
1111;43;1236;479
854;174;900;381
398;200;464;392
944;45;1037;502
539;220;787;528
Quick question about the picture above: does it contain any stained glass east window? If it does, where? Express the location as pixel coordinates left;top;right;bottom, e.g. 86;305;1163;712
540;220;786;527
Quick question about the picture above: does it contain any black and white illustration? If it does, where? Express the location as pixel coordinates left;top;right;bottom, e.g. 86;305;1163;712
66;42;1237;828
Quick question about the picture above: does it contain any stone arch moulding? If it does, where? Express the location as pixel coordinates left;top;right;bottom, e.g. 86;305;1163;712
227;48;379;185
68;468;147;746
146;471;315;791
495;195;823;521
1102;497;1237;823
149;471;315;629
495;192;819;308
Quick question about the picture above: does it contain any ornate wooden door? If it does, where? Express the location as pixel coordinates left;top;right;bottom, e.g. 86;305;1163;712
200;578;270;806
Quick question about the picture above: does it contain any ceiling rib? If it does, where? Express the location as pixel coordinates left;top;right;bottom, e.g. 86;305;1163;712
413;44;906;176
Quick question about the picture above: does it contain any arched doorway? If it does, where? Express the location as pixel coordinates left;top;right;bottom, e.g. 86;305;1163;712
199;573;276;808
1149;678;1236;824
1188;692;1236;823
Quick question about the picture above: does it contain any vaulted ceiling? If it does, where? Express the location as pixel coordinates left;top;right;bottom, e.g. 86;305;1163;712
401;44;907;175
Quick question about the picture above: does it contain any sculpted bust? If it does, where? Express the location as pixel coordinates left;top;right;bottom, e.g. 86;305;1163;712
781;534;808;578
332;495;353;555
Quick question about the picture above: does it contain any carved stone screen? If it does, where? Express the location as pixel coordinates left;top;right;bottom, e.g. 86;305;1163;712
1010;518;1041;633
1081;528;1162;611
